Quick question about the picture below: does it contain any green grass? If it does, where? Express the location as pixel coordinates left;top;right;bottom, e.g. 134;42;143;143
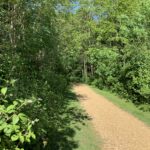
74;121;101;150
91;86;150;126
70;101;101;150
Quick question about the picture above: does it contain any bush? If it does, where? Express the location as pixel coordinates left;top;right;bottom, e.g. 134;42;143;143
0;86;36;150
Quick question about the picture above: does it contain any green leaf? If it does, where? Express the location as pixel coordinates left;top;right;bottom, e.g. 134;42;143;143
0;122;7;131
26;136;31;143
10;79;16;86
12;115;19;125
20;135;24;143
6;105;15;112
11;134;19;141
0;125;5;131
1;87;7;96
13;101;19;106
31;132;36;139
18;113;28;122
12;124;20;131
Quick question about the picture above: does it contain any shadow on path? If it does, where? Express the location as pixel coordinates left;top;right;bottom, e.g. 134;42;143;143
42;91;90;150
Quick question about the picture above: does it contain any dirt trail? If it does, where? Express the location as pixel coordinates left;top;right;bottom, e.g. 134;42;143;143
73;84;150;150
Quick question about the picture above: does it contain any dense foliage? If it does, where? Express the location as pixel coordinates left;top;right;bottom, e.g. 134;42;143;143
60;0;150;106
0;0;86;149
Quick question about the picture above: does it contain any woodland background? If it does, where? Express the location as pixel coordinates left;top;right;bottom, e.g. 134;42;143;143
0;0;150;149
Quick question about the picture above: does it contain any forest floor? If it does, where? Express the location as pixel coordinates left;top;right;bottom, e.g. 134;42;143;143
73;84;150;150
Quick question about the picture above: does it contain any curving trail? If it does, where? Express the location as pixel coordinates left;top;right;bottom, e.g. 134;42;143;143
73;84;150;150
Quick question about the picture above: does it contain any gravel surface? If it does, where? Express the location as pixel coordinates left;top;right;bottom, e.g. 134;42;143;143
73;84;150;150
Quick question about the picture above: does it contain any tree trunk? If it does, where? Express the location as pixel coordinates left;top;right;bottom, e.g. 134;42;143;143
83;55;88;83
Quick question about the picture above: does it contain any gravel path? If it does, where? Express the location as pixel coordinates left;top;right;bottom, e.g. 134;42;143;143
73;84;150;150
